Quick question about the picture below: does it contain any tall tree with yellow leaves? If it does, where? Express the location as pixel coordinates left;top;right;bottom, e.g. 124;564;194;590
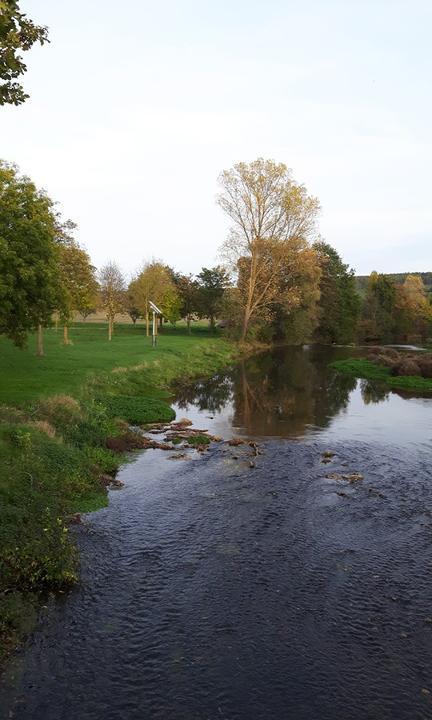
217;158;320;341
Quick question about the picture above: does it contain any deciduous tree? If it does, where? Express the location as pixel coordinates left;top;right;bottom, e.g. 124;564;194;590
395;274;432;341
58;240;98;344
130;262;180;335
314;241;360;344
173;273;200;334
98;262;125;340
0;161;62;354
196;266;230;332
0;1;49;105
360;272;397;342
217;158;320;340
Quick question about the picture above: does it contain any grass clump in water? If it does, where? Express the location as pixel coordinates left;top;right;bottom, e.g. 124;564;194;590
187;434;211;447
330;358;432;393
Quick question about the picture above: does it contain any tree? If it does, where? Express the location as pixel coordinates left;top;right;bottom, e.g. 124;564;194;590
173;273;200;334
270;244;321;344
360;272;397;342
77;303;96;322
314;241;360;344
196;266;230;332
0;1;49;105
98;262;125;340
395;275;432;341
125;277;142;324
131;262;180;335
57;240;98;344
217;158;320;341
0;161;62;353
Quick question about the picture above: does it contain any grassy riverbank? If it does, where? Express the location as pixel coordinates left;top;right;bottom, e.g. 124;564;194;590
0;324;237;667
331;358;432;393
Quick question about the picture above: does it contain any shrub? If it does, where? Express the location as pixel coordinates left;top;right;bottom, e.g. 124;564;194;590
417;356;432;378
376;354;397;369
38;395;82;428
381;347;400;359
392;359;421;377
6;426;32;451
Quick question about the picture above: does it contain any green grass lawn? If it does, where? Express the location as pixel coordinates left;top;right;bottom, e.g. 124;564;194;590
0;322;225;405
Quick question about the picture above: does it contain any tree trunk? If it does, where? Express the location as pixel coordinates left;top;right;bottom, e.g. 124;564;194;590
241;250;257;342
108;317;112;341
146;312;149;337
187;316;191;334
240;310;250;342
210;315;216;334
63;325;69;345
36;324;44;356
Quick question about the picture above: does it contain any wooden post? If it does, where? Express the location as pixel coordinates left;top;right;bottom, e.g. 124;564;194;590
152;311;157;347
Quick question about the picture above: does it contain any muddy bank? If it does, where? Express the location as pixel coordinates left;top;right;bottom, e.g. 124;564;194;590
2;436;432;720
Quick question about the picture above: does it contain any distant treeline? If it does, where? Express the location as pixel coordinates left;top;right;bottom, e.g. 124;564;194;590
356;273;432;295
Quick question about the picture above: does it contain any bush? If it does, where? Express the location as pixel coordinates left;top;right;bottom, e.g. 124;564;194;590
376;354;397;369
392;359;421;377
381;347;400;359
417;356;432;378
38;394;82;429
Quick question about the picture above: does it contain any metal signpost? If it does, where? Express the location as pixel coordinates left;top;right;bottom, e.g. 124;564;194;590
149;300;162;348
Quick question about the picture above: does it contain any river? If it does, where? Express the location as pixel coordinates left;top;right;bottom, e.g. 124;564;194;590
1;346;432;720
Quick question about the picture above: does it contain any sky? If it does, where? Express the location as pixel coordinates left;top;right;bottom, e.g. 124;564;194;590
1;0;431;277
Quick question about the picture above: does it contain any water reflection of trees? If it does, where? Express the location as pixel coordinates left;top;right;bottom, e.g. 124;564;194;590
175;373;233;414
360;380;389;404
230;347;357;436
175;347;358;437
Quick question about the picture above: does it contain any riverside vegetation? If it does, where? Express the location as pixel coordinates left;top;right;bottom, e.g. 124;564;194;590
0;323;237;667
332;346;432;393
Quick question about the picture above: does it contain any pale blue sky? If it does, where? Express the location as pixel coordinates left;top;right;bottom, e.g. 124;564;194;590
1;0;431;276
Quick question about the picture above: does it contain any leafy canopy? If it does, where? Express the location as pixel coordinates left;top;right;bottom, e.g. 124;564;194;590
0;1;49;105
0;161;62;345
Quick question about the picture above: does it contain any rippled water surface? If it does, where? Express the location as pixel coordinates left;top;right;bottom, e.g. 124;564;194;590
2;347;432;720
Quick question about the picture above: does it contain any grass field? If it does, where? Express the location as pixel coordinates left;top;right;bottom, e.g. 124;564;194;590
0;322;236;667
0;322;220;405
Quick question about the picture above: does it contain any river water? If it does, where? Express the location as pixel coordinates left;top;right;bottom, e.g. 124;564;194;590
2;346;432;720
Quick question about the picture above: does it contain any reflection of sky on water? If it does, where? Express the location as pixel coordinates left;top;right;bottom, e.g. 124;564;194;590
321;385;432;448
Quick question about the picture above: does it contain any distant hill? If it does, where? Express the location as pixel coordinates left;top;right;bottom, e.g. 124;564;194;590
355;272;432;296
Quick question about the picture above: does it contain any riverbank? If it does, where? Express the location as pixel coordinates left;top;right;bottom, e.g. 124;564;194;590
0;325;238;669
331;358;432;393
